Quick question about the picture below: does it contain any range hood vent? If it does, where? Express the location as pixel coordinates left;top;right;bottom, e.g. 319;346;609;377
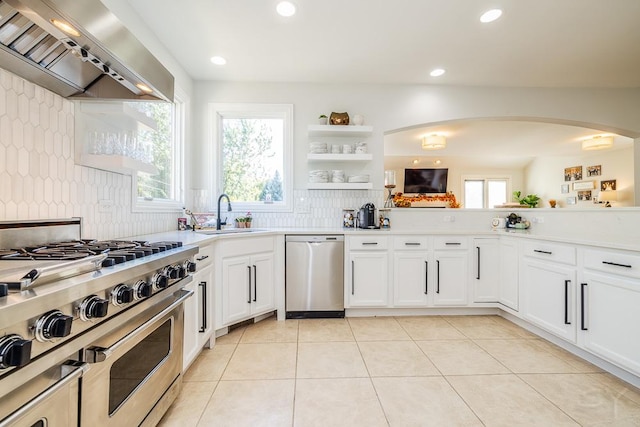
0;0;174;101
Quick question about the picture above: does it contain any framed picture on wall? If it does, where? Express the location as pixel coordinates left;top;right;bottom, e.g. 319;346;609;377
578;190;592;201
564;166;582;181
566;196;577;205
561;184;570;194
586;165;602;177
601;180;616;191
573;181;595;191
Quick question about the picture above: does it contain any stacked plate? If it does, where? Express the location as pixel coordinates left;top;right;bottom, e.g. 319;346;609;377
331;170;345;183
309;170;329;183
348;174;369;183
309;142;328;154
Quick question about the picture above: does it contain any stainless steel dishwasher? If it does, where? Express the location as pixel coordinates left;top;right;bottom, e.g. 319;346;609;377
285;235;344;318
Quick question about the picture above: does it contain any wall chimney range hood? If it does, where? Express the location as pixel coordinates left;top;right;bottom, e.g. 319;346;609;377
0;0;174;101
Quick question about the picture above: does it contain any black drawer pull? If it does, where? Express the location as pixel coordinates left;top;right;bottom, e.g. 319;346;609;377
405;242;421;246
362;242;378;246
534;250;552;255
580;283;588;331
564;280;571;325
602;261;632;269
445;242;461;246
196;255;209;261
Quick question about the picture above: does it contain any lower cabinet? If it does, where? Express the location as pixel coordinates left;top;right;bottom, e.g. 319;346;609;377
183;261;214;370
580;270;640;376
433;250;468;306
221;252;275;326
348;251;389;307
472;238;500;303
521;258;576;342
393;251;429;306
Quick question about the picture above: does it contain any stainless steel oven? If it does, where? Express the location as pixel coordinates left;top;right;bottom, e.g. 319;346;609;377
80;288;191;427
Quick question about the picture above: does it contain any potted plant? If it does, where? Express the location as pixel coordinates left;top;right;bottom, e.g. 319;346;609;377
318;114;328;125
513;191;540;208
234;212;252;228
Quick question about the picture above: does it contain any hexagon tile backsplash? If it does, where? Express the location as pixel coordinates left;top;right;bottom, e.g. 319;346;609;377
0;68;178;240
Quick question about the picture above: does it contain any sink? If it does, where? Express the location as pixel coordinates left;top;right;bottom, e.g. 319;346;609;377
195;228;264;235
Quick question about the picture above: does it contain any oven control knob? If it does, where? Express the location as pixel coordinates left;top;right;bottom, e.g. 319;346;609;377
111;284;134;306
34;310;73;342
79;295;109;321
163;266;179;279
175;264;187;279
0;335;32;369
184;260;197;273
133;280;152;300
152;273;169;290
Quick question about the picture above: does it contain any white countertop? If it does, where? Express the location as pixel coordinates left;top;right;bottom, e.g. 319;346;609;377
124;227;640;252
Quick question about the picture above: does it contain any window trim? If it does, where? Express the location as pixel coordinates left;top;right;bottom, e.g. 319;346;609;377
210;103;294;213
461;175;512;209
131;87;187;213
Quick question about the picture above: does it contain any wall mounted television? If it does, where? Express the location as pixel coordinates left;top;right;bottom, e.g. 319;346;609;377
404;168;448;194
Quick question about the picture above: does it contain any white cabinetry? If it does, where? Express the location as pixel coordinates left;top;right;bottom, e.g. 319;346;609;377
307;125;373;190
216;236;276;328
392;236;429;306
433;236;469;306
472;237;500;303
183;244;215;370
499;237;519;311
580;248;640;376
347;235;389;307
520;241;577;342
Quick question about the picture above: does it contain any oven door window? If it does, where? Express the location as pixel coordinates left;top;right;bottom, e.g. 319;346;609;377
109;319;172;414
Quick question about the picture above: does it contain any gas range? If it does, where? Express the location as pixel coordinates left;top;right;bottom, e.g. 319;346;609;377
0;218;198;423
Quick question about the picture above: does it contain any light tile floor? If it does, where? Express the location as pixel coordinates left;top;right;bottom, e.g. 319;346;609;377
159;315;640;427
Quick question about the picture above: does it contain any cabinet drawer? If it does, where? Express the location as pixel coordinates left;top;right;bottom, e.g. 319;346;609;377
393;236;429;250
433;236;468;250
195;244;214;268
219;236;275;257
349;235;389;250
584;248;640;279
522;241;576;265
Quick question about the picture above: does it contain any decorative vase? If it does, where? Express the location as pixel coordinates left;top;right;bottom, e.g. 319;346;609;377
352;114;364;126
329;112;349;125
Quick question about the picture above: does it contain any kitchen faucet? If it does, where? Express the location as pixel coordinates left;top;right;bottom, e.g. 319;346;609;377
217;193;232;230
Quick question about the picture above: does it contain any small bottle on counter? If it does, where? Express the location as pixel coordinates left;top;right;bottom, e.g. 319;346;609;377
342;209;355;228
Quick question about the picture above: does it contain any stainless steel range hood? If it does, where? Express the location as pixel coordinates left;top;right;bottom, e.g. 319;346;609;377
0;0;174;101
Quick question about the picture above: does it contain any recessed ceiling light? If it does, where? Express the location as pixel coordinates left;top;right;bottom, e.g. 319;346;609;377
136;83;153;93
430;68;445;77
480;9;503;23
433;160;442;165
210;56;227;65
412;159;420;164
276;1;296;17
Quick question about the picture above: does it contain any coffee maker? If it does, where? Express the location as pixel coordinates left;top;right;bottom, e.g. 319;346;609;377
357;203;377;229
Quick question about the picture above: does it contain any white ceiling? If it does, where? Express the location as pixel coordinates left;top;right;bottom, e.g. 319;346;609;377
384;120;634;170
125;0;639;168
126;0;640;87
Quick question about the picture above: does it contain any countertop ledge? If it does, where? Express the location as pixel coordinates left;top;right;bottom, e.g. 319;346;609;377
122;227;640;253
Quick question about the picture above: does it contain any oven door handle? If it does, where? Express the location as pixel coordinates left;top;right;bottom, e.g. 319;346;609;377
0;361;89;426
86;289;194;363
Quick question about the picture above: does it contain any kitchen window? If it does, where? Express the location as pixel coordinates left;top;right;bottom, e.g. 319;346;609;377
131;89;187;212
210;103;293;212
463;177;510;209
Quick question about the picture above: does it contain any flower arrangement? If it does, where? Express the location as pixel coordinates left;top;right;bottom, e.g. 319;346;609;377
235;212;253;228
392;192;461;208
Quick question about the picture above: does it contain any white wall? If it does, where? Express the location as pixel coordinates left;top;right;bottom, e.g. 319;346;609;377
525;147;634;208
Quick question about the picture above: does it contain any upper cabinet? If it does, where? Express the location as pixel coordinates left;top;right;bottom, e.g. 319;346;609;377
74;101;159;175
306;124;374;190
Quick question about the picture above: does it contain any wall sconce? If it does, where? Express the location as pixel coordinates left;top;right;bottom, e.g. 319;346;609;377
599;190;617;207
582;135;613;151
422;134;447;150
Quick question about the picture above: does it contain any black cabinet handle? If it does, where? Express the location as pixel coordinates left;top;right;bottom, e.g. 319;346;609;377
247;266;252;304
253;265;257;302
564;280;571;325
602;261;632;269
445;242;461;246
424;261;428;294
362;242;378;246
351;260;355;295
405;242;421;246
199;281;207;332
580;283;588;331
534;249;553;255
476;246;481;280
436;260;440;294
196;255;209;261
